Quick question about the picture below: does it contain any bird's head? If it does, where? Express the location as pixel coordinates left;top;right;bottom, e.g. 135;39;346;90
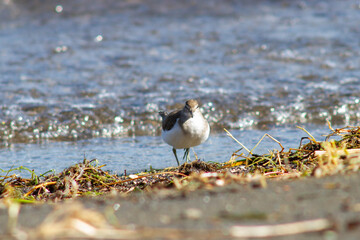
184;99;199;118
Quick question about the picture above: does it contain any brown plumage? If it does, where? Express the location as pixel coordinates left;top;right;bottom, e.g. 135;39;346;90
159;99;199;131
159;110;181;131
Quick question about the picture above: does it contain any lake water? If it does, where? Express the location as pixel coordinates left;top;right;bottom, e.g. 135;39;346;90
1;0;359;175
1;127;331;176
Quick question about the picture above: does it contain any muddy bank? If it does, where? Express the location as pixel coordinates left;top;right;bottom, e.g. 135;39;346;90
1;172;360;239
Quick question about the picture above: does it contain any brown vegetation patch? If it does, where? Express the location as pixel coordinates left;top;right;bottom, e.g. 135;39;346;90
178;160;218;175
0;125;360;202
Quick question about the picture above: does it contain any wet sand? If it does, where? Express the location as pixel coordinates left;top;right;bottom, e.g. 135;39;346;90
1;172;360;239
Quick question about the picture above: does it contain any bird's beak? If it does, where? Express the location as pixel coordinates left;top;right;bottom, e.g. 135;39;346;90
185;105;193;118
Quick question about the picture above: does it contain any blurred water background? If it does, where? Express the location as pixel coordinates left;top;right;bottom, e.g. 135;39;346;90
1;0;359;175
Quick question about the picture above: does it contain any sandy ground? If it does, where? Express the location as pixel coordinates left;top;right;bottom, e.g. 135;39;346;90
1;172;360;239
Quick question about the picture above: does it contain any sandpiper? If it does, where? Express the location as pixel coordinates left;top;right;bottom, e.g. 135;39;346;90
159;99;210;166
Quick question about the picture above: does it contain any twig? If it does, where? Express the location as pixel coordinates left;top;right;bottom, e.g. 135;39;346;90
224;128;251;153
225;129;284;166
297;126;317;143
24;181;57;197
277;151;282;167
250;134;284;154
230;218;332;238
326;119;335;132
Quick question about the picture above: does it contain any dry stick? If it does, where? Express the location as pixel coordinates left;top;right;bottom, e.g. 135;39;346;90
326;119;335;132
24;181;57;197
230;218;332;238
224;128;252;166
325;120;358;141
250;133;285;154
277;151;282;167
224;129;284;166
224;128;251;153
263;171;290;177
297;126;317;143
1;175;32;182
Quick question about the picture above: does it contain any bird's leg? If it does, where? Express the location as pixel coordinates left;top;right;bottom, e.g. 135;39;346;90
183;148;190;163
172;148;180;166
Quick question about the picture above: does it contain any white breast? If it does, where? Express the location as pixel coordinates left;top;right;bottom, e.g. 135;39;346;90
162;111;210;149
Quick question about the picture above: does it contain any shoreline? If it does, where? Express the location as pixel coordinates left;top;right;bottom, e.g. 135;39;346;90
1;125;360;239
1;172;360;239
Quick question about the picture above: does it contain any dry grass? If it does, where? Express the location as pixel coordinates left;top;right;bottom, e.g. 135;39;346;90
1;125;360;202
1;125;359;239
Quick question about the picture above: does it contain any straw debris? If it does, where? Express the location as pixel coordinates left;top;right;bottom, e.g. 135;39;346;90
0;125;360;201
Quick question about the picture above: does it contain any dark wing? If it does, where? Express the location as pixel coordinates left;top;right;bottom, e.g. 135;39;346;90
162;110;181;131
